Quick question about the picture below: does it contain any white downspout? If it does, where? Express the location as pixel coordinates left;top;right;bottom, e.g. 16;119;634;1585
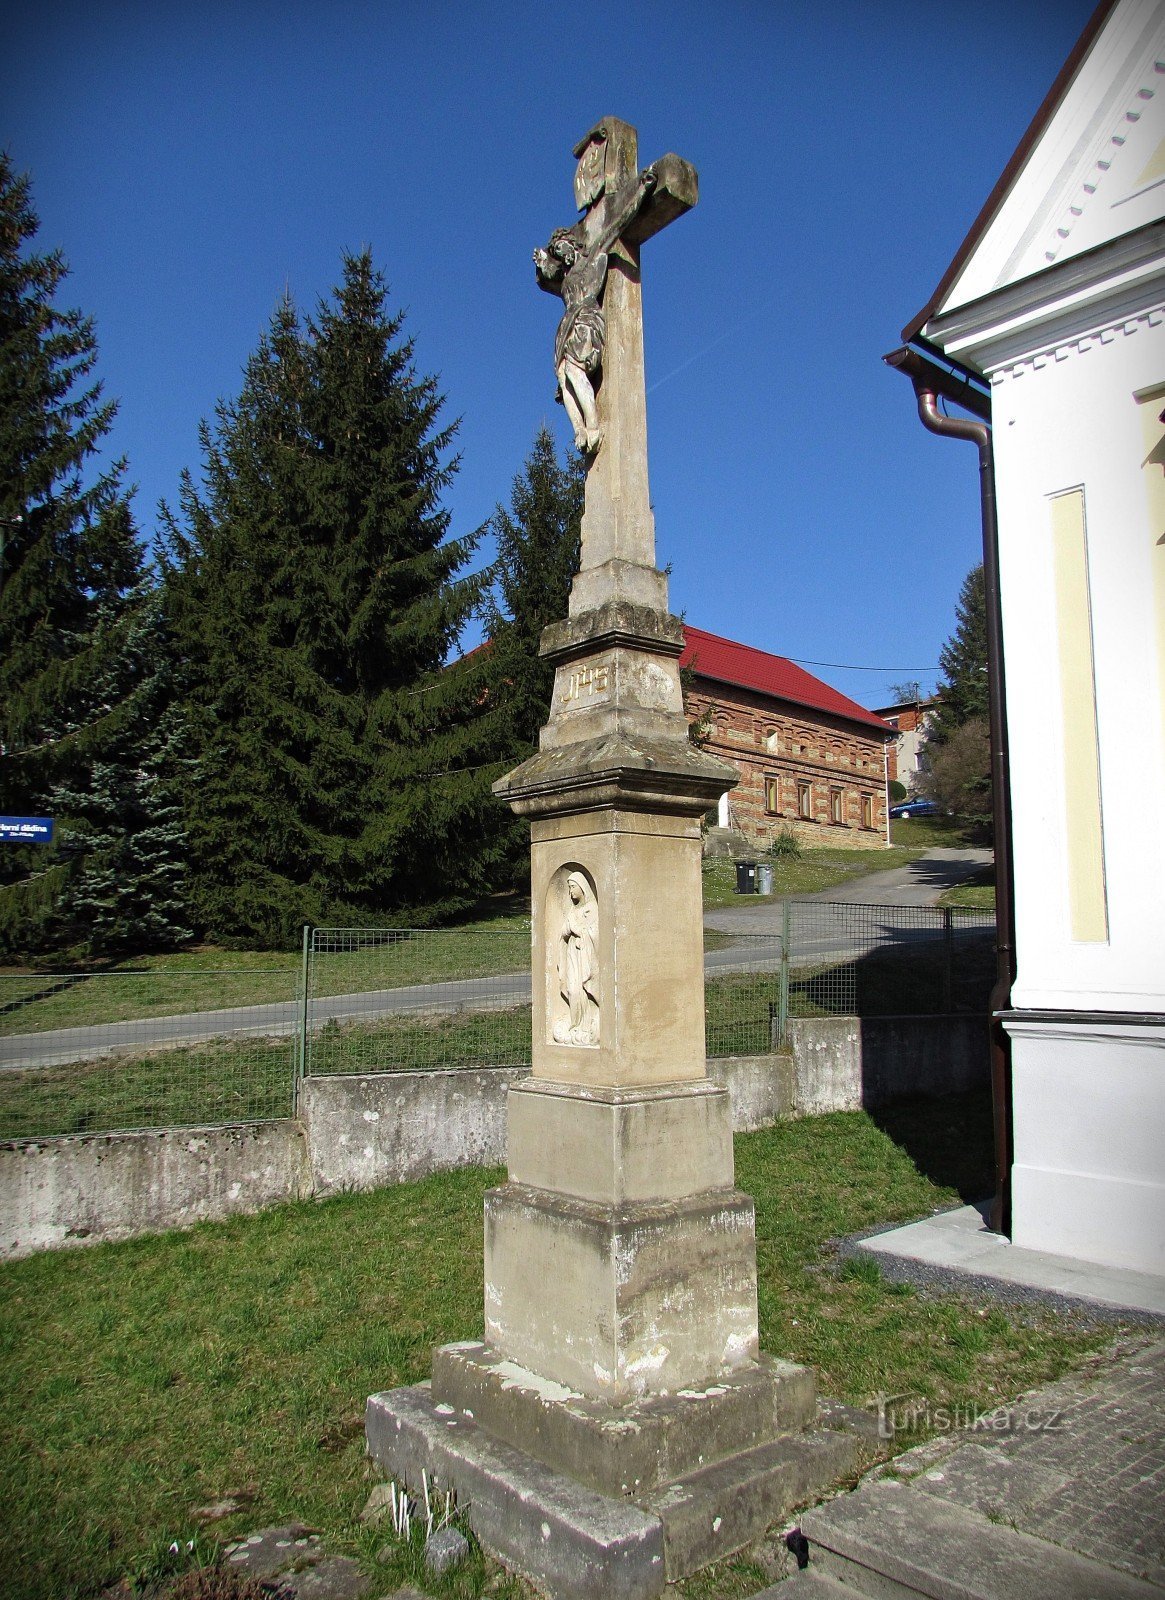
883;740;891;845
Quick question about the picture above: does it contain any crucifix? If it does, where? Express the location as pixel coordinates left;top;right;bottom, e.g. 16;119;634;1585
367;118;853;1594
534;118;697;597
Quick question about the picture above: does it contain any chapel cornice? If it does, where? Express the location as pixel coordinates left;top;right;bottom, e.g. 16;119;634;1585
923;215;1165;373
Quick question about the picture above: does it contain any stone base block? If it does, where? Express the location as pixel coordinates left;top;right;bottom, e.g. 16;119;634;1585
484;1182;760;1401
506;1077;734;1205
431;1340;816;1497
365;1382;861;1597
366;1383;665;1600
642;1426;861;1580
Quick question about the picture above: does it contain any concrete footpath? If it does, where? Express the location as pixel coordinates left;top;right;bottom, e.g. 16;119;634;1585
761;1207;1165;1594
767;1336;1165;1596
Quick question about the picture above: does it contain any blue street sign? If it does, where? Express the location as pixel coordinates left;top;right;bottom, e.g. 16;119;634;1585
0;817;54;843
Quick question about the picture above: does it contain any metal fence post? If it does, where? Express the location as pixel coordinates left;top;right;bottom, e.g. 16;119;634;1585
778;900;791;1048
941;907;954;1013
296;923;311;1111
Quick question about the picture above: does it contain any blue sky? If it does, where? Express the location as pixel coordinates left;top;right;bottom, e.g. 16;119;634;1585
4;0;1096;708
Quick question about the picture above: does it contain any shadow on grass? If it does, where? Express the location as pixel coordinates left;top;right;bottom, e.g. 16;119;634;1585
867;1086;996;1203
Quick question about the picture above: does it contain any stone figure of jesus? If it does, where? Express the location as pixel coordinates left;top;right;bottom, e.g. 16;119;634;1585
533;164;657;456
554;871;599;1045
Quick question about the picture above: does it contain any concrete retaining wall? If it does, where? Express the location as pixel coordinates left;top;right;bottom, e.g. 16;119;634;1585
787;1014;988;1115
303;1067;527;1194
0;1017;987;1260
707;1053;794;1130
0;1120;309;1260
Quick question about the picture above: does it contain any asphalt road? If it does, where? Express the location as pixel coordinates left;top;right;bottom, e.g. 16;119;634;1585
1;848;993;1072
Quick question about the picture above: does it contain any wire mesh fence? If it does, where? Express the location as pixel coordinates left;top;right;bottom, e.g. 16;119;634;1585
781;901;996;1022
0;902;995;1141
0;967;300;1140
302;926;533;1077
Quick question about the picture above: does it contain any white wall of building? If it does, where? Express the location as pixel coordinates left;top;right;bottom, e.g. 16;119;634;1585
920;0;1165;1276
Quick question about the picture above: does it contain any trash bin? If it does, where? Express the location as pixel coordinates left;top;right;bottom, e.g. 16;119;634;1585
756;863;773;895
735;860;757;894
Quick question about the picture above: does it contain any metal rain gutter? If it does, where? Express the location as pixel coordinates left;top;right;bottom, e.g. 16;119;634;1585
884;343;1015;1238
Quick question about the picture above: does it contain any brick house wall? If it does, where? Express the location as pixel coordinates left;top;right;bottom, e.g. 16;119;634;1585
686;678;890;850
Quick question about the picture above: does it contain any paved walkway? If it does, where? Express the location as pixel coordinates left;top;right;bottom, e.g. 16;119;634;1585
704;847;991;935
776;1336;1165;1595
853;1201;1165;1320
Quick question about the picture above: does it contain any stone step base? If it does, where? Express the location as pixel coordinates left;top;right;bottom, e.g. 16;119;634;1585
432;1340;817;1497
366;1383;663;1600
801;1479;1159;1600
366;1382;861;1599
642;1427;860;1581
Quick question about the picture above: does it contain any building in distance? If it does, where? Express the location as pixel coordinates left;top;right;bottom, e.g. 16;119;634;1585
680;625;893;851
870;694;940;794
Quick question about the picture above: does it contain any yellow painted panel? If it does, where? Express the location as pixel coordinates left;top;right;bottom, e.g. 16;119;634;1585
1134;137;1165;188
1050;490;1108;942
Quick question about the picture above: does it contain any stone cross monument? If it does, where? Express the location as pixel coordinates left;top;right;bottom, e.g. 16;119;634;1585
366;118;857;1600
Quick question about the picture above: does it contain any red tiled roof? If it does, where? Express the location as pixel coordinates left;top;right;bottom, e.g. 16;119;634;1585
680;626;892;736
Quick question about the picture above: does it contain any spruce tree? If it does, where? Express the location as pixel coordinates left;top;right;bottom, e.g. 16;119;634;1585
477;425;584;886
166;252;504;944
0;155;145;957
46;592;195;956
483;425;584;748
929;564;988;739
920;563;993;837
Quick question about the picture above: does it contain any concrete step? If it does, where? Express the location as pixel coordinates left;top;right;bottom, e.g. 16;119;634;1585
366;1383;665;1600
801;1478;1159;1599
432;1340;818;1497
641;1427;860;1581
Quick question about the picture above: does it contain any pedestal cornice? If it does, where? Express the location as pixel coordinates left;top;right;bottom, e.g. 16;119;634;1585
492;731;736;818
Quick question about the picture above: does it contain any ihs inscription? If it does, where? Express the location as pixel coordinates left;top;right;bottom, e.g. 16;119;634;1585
561;661;612;705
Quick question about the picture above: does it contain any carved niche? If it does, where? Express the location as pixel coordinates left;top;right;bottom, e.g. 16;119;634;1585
547;865;600;1047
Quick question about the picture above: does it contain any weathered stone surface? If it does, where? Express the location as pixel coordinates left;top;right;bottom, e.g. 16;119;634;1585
483;1182;760;1402
642;1429;860;1581
706;1054;795;1131
365;1384;666;1600
539;600;683;662
424;1525;470;1573
526;811;712;1087
494;730;734;817
222;1524;321;1577
302;1068;524;1195
360;1483;394;1524
505;1078;734;1206
802;1479;1160;1599
278;1556;370;1599
754;1572;852;1597
0;1121;307;1260
431;1341;816;1497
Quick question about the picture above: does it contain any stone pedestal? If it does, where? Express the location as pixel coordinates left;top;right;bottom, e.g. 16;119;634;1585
365;117;860;1599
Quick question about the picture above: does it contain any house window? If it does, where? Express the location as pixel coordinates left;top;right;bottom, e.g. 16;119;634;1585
765;775;780;814
862;794;874;829
798;781;813;819
830;788;843;825
765;729;779;753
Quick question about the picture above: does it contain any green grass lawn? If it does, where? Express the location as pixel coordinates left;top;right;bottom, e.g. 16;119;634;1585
701;842;928;910
0;920;533;1038
0;1093;1116;1600
938;860;997;911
